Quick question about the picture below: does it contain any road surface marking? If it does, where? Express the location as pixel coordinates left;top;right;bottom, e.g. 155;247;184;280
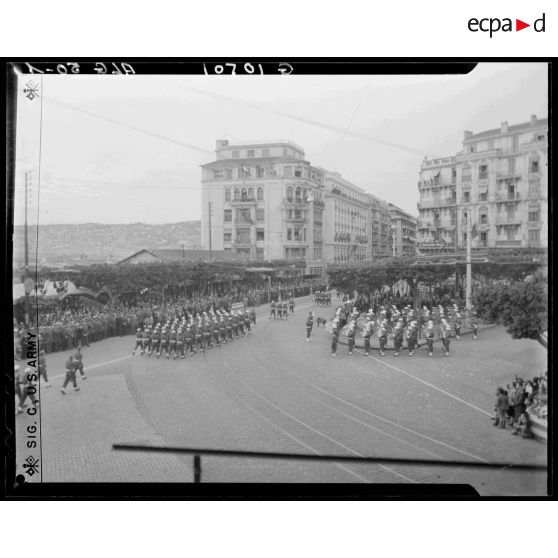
358;349;493;417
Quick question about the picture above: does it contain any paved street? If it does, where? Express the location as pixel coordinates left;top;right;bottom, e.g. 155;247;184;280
17;296;547;494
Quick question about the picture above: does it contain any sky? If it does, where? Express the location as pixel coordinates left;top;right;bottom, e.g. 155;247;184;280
13;62;548;226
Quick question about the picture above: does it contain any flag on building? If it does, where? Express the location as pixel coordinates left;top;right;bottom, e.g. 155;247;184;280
471;223;478;239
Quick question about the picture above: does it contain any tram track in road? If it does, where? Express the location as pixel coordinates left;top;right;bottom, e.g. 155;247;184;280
205;317;420;484
249;317;491;463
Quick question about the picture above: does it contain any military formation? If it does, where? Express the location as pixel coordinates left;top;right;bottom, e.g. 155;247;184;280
132;307;257;359
328;301;478;358
269;298;294;319
313;291;331;306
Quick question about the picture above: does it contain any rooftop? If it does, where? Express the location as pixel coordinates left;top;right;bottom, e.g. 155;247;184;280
465;117;548;142
217;139;306;153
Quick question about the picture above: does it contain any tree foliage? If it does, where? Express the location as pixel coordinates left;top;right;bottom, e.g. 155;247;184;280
473;272;548;343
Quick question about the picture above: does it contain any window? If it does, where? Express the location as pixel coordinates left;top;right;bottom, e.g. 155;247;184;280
451;168;457;182
480;232;487;247
256;166;264;178
529;180;541;198
234;188;240;201
479;192;487;202
256;229;264;241
224;210;232;222
529;230;540;241
507;158;516;174
286;186;293;201
529;211;540;223
294;167;302;178
232;151;240;159
530;160;540;173
256;208;264;221
468;144;475;153
479;164;488;179
241;188;248;200
236;207;251;223
225;189;231;201
480;213;488;225
462;166;471;180
247;150;255;158
224;232;232;242
463;191;470;203
226;168;233;179
535;134;545;142
248;188;254;199
512;136;519;151
262;149;270;157
236;230;250;243
257;187;263;201
287;228;292;241
506;228;515;241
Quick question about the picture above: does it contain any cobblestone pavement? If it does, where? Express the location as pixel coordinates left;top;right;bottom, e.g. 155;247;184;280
16;296;547;494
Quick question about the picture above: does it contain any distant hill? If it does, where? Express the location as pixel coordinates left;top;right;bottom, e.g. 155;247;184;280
13;221;201;266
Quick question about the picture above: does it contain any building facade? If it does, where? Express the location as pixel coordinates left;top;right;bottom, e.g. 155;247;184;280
321;169;371;264
417;115;548;253
368;194;393;258
389;204;418;257
201;140;325;274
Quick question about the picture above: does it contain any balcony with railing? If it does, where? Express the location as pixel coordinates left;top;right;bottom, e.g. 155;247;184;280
418;197;456;209
282;198;309;208
235;217;254;225
494;191;521;202
495;215;522;226
285;217;307;224
231;197;257;205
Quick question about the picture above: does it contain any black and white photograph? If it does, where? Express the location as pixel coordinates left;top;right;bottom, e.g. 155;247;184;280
6;60;549;496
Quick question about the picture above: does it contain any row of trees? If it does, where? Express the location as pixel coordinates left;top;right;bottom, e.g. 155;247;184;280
32;260;306;299
326;257;542;303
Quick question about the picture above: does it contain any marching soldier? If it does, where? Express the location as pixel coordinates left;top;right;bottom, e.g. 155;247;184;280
378;320;388;356
61;355;79;394
250;307;256;326
151;326;161;356
425;320;435;357
305;311;314;342
289;297;295;315
471;313;479;340
74;347;87;379
406;321;416;356
244;311;251;335
453;312;462;340
169;328;177;359
144;327;152;356
226;315;233;342
132;327;143;356
440;318;451;356
331;319;340;357
393;320;404;356
270;301;276;320
347;322;355;355
38;349;50;387
362;320;372;356
185;326;194;356
176;328;185;359
219;318;227;344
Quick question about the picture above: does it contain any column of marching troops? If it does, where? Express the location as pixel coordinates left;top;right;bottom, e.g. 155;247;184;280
328;302;479;358
132;307;257;359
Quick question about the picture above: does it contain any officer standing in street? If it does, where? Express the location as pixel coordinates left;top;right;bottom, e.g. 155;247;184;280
393;320;404;356
425;320;435;357
305;311;314;342
362;319;372;356
61;355;79;394
73;346;87;380
38;349;51;387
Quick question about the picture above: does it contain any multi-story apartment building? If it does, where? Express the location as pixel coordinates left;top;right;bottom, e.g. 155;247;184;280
417;156;458;254
417;115;548;253
368;194;392;258
320;169;371;264
201;140;325;274
389;204;418;257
